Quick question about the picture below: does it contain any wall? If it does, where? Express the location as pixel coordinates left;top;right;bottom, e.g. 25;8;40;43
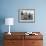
0;0;46;33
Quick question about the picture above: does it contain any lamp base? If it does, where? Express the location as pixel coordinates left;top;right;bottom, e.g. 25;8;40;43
8;32;11;35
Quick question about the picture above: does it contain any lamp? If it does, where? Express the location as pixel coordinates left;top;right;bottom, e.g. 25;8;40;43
5;18;14;35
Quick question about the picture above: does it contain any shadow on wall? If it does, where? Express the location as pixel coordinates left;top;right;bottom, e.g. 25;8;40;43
0;16;5;46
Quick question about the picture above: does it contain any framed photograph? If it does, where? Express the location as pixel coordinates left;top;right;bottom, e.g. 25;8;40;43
18;9;35;23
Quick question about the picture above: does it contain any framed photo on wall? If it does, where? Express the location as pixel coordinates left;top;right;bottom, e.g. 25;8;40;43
18;9;35;23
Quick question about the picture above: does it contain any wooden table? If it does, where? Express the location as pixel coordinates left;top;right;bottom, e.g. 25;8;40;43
4;32;43;46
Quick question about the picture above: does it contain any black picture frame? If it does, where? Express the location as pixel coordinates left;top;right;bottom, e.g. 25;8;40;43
18;9;35;23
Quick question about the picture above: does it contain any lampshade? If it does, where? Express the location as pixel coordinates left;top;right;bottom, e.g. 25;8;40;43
5;18;14;25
